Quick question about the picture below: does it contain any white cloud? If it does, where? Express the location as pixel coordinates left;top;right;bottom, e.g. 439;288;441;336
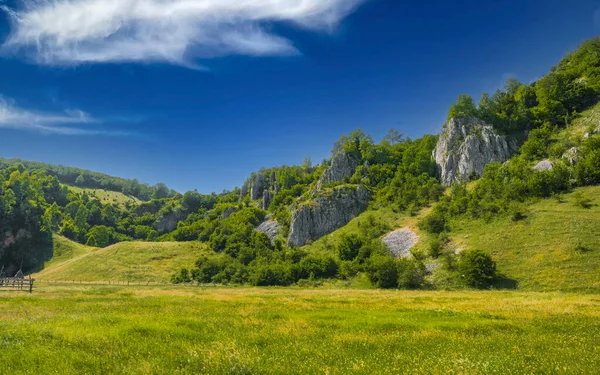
0;97;125;136
1;0;366;67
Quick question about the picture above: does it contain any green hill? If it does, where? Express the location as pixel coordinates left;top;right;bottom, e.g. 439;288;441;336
35;236;206;282
68;186;142;208
448;186;600;293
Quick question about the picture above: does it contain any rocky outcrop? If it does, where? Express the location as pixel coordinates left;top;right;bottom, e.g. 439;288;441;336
434;117;518;185
316;152;358;188
256;219;281;244
288;186;370;247
563;147;581;165
220;206;239;219
534;159;554;171
154;208;186;234
250;174;267;200
240;180;250;200
382;228;418;258
261;190;272;210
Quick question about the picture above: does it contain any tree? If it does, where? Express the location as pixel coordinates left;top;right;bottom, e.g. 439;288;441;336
384;129;404;145
152;183;170;199
448;94;478;120
337;234;363;261
458;249;497;288
75;174;86;186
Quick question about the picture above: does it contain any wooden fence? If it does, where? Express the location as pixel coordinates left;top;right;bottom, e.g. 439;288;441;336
0;277;35;293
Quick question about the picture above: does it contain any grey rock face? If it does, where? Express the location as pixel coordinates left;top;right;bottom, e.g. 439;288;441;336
382;228;418;258
251;174;267;201
317;152;358;188
434;117;518;185
154;208;186;234
287;186;370;247
240;180;250;200
220;206;239;219
534;159;554;171
261;190;272;210
256;219;281;244
563;147;581;165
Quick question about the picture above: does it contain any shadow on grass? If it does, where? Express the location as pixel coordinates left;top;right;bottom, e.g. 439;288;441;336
492;274;519;290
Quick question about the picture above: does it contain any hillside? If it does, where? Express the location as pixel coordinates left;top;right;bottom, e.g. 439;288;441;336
2;37;600;292
68;186;142;208
35;236;206;282
448;186;600;293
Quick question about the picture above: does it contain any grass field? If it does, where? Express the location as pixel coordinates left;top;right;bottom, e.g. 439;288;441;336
68;186;142;208
36;237;206;283
450;186;600;293
0;286;598;374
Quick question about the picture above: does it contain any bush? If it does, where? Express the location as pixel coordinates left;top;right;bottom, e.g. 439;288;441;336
366;256;398;289
249;263;294;286
299;253;339;279
397;258;426;289
418;211;447;234
171;268;191;284
428;238;444;258
337;234;363;261
457;249;497;288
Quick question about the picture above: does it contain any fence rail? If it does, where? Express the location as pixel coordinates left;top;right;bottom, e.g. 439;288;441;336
0;277;35;293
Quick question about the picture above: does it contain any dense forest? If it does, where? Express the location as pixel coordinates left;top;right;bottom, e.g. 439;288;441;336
2;37;600;289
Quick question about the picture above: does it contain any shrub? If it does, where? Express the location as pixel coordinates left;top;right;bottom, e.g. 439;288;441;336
366;256;398;289
299;253;339;279
418;211;447;234
249;263;294;286
171;268;191;284
397;258;426;289
337;234;363;261
457;249;497;288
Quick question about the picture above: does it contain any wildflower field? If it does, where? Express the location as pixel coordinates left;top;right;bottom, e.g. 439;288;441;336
1;285;599;374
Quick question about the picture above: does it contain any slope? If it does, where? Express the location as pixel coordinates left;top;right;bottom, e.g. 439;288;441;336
448;186;600;293
36;238;207;282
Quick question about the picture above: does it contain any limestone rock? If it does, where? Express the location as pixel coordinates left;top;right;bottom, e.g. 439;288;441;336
563;147;581;165
382;228;419;258
240;180;250;200
434;117;518;185
256;219;281;244
251;174;267;200
534;159;554;171
220;206;239;219
288;186;370;247
154;208;186;234
317;152;358;188
261;190;272;210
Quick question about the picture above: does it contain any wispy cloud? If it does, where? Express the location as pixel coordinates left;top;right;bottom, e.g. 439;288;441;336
1;0;366;67
0;97;127;136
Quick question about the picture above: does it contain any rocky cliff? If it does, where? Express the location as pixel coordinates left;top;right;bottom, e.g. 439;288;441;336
287;186;370;247
316;152;358;189
434;117;518;185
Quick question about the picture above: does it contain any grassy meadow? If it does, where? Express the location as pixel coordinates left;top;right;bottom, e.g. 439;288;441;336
68;186;142;208
0;285;599;374
450;186;600;293
36;237;206;283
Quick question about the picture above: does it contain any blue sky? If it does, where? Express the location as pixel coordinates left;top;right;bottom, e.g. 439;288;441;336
0;0;598;193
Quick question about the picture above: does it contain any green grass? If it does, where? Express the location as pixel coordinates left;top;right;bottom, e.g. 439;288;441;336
43;234;97;268
0;286;598;374
450;186;600;293
68;186;142;207
36;238;206;283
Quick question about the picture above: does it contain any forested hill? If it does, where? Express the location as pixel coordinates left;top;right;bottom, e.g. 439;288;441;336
0;158;177;201
2;37;600;291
